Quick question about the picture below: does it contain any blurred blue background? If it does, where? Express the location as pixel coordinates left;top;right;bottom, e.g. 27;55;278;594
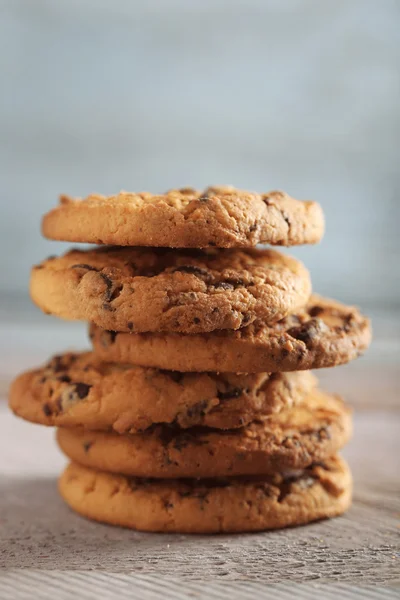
1;0;399;310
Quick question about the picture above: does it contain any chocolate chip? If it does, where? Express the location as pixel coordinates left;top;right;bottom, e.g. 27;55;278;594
172;266;210;278
102;303;116;312
56;382;92;412
99;272;113;300
193;317;200;324
74;383;92;399
127;322;134;331
287;319;322;344
155;423;210;451
308;305;324;317
109;284;123;301
52;355;66;373
217;388;243;401
107;331;118;344
57;375;71;383
83;441;93;453
278;474;315;503
99;272;124;303
42;403;52;417
214;282;234;290
249;223;257;232
221;277;245;288
71;264;99;272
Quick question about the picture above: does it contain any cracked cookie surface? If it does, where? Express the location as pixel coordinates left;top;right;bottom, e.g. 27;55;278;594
59;455;351;533
56;390;352;478
90;295;371;372
42;186;324;248
9;352;316;432
30;246;311;333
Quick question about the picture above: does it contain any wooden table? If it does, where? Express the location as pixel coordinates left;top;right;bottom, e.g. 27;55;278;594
0;310;399;598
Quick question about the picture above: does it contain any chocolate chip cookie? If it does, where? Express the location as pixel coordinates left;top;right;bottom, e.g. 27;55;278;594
56;389;352;478
42;187;324;248
90;295;371;372
59;455;351;533
9;352;316;432
30;246;311;333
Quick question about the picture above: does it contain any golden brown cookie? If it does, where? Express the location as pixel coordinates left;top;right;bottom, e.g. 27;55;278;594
90;295;371;372
30;246;311;334
42;187;325;248
56;390;352;478
59;456;351;533
9;352;316;432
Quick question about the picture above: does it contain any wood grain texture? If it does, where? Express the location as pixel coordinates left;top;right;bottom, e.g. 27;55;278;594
0;574;399;600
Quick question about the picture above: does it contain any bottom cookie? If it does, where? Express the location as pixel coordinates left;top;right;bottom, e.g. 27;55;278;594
59;456;351;533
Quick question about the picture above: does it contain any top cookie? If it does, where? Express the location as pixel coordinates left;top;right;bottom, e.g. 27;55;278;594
42;186;324;248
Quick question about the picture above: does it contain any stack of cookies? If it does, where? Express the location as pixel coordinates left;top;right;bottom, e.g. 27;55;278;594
9;187;371;533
